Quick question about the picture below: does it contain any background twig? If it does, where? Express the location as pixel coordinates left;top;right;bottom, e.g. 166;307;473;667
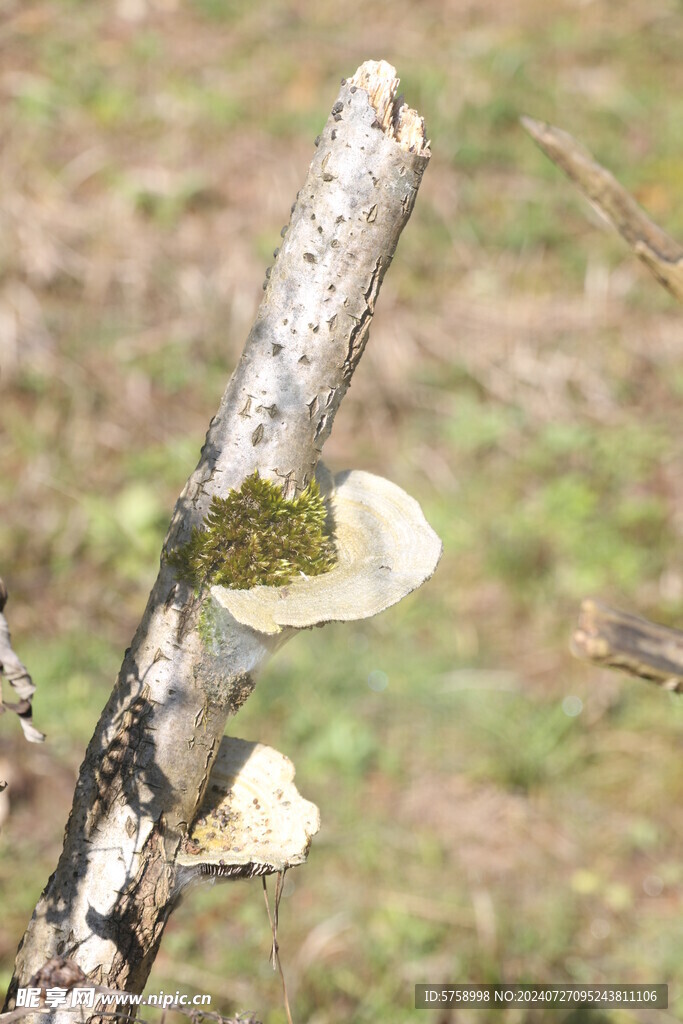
572;599;683;692
522;116;683;302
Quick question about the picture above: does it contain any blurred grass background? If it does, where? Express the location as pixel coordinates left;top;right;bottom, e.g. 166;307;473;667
1;1;682;1022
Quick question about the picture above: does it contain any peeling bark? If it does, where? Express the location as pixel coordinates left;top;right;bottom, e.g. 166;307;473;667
5;61;429;1013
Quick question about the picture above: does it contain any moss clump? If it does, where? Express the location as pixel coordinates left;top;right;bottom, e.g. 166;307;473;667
167;472;336;590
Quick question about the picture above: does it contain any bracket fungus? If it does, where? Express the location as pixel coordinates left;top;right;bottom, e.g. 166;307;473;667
176;737;320;883
182;468;441;882
207;466;442;636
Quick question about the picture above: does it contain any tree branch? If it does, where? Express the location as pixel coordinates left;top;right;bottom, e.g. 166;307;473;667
0;577;45;746
6;60;430;1012
572;599;683;693
521;116;683;303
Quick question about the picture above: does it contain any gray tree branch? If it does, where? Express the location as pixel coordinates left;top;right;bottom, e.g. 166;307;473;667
5;60;430;1013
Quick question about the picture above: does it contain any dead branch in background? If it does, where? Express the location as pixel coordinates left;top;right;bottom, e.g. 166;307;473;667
522;117;683;691
572;600;683;692
0;577;44;746
522;117;683;302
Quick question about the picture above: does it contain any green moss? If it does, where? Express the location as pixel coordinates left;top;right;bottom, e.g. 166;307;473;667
167;471;336;589
197;599;220;649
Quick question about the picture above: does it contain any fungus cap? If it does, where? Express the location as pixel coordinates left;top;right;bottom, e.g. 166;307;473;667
177;736;320;878
210;467;442;635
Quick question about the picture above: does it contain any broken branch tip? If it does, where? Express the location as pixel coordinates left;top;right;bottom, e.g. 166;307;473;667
349;60;429;156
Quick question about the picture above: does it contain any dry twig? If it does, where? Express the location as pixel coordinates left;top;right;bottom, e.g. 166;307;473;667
522;116;683;303
0;577;44;745
572;599;683;693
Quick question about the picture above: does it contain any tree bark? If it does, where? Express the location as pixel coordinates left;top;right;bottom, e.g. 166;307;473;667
5;61;429;1012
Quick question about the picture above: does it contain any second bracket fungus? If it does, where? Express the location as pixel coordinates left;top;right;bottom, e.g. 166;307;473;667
177;737;320;882
209;466;442;636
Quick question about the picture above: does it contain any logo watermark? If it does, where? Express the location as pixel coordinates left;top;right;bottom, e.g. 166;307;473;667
16;987;212;1011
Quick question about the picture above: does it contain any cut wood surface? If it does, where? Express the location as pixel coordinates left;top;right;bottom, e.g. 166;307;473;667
6;60;430;1014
